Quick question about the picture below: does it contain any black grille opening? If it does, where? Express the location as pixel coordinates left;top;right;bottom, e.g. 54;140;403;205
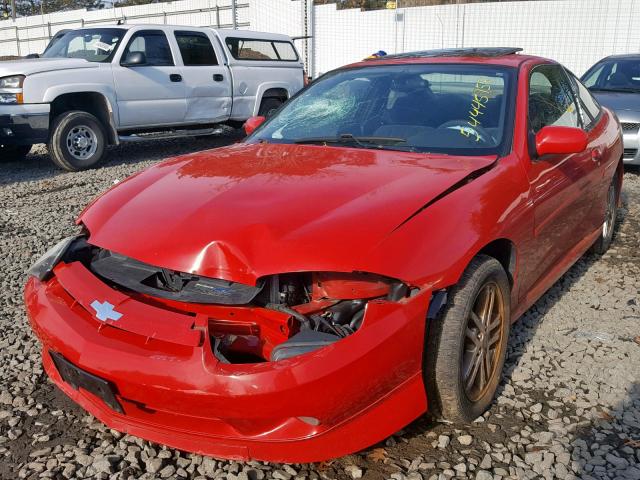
621;122;640;132
89;249;264;305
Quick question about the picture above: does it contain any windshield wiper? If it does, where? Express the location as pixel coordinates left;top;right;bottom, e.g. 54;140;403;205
294;133;408;148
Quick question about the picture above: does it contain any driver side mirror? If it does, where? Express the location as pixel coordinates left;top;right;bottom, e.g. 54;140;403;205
535;126;588;157
243;116;266;136
121;51;147;67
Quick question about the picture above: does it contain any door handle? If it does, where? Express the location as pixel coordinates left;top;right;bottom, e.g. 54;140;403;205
591;148;603;163
213;74;224;82
170;74;182;82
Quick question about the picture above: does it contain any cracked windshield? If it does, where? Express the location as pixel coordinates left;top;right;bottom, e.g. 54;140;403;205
252;64;513;155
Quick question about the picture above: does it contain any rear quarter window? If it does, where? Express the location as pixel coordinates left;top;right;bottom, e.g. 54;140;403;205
225;37;298;61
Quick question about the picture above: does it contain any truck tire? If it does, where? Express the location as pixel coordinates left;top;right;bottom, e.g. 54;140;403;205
0;144;32;162
425;255;511;423
48;111;107;171
258;98;283;118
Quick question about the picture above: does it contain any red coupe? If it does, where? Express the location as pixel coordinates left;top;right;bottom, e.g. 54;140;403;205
25;48;623;463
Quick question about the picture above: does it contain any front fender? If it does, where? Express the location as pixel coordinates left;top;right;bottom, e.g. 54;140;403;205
42;85;119;144
358;154;532;291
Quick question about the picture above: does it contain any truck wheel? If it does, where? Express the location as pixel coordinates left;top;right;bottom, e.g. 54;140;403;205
0;144;32;162
425;255;511;423
48;111;107;171
258;98;283;118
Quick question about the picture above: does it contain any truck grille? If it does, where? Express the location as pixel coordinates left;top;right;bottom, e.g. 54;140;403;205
623;148;638;159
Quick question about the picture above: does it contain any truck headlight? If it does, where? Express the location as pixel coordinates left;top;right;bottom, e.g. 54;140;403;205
0;75;25;104
0;75;25;88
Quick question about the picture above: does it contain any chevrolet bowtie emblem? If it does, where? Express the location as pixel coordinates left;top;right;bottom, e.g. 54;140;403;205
90;300;123;322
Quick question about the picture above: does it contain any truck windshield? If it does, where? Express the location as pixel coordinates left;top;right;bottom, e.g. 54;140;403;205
42;28;125;63
249;64;515;156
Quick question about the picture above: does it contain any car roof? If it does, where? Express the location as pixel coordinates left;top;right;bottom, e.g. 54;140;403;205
344;47;549;69
599;53;640;61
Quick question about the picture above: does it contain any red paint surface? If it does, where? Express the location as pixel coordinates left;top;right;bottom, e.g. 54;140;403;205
25;53;623;462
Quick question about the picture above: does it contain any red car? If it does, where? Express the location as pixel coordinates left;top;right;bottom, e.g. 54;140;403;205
25;48;623;463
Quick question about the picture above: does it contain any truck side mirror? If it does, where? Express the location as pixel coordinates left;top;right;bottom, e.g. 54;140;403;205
243;116;266;136
121;52;147;67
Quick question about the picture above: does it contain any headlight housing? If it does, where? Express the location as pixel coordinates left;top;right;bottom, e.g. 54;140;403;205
0;75;25;104
27;235;82;281
0;75;25;88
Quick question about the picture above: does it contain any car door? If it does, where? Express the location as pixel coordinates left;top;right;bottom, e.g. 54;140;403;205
520;64;594;295
174;30;232;124
112;29;186;128
569;72;612;229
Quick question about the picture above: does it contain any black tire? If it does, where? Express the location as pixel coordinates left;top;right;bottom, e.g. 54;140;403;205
258;97;283;118
48;111;107;171
425;255;511;423
0;144;32;162
589;176;618;255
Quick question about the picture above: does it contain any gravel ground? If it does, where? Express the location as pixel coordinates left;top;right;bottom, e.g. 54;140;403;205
0;141;638;480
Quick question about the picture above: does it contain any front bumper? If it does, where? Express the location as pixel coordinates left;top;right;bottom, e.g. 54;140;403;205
25;261;432;463
622;124;640;166
0;103;50;145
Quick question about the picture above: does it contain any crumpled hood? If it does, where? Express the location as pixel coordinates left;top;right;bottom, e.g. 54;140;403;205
0;58;97;77
79;143;496;285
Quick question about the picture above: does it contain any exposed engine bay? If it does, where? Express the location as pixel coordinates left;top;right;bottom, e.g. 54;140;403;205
61;237;410;363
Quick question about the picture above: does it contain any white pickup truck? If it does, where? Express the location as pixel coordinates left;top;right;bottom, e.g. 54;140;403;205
0;25;305;170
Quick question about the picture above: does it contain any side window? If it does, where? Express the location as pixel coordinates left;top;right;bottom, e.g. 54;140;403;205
273;42;299;61
122;30;173;66
226;38;279;60
528;65;580;134
225;38;298;61
572;74;602;129
175;31;218;66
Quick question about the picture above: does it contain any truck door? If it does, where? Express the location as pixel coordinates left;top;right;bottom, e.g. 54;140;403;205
113;29;186;128
174;30;232;124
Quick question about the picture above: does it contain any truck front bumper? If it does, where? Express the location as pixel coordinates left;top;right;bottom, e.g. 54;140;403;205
0;104;50;145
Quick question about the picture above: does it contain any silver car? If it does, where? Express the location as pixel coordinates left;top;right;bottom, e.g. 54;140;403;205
582;54;640;166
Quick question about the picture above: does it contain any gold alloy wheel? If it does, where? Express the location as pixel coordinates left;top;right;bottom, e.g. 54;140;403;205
462;281;506;402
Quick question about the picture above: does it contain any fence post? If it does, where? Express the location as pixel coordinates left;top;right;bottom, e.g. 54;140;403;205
231;0;237;29
15;24;20;56
309;0;315;78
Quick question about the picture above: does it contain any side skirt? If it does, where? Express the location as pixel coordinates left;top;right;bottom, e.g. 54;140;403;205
511;226;601;322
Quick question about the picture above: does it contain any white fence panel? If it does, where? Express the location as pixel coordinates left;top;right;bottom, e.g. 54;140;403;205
0;0;248;57
1;0;640;76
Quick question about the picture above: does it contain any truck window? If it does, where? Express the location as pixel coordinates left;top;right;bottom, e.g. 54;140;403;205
225;37;298;62
175;31;218;66
273;42;298;61
122;30;174;67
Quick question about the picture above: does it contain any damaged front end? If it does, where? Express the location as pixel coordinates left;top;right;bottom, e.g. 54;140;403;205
35;236;413;364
